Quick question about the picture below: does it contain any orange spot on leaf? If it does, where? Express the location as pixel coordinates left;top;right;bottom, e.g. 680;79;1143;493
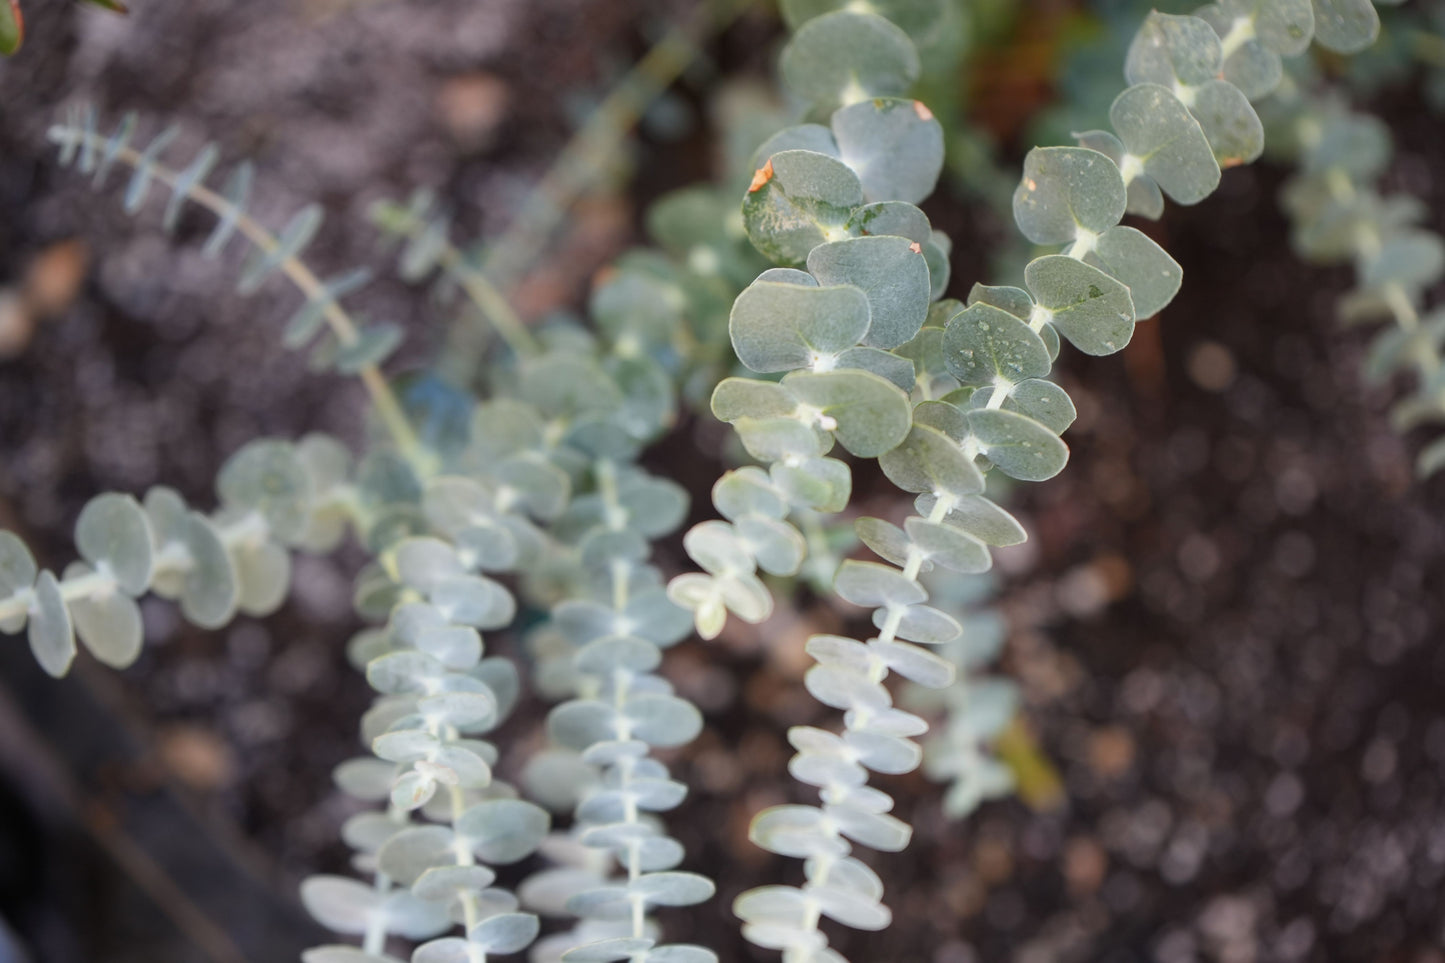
748;159;775;193
909;242;922;254
913;100;933;121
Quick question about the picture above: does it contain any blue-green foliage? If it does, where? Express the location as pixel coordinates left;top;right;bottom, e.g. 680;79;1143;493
50;107;404;379
16;1;1401;961
679;2;1385;960
1266;70;1445;476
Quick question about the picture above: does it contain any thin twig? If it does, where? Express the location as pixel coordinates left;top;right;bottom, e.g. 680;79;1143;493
59;129;425;464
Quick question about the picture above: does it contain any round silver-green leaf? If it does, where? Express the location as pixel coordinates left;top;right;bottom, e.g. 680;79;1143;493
1110;84;1220;205
179;513;240;629
806;235;930;349
1083;225;1182;319
781;369;912;458
1310;0;1378;53
831;97;943;204
964;408;1069;482
943;302;1052;387
779;11;920;114
28;570;76;678
64;562;144;669
730;280;871;373
74;493;154;596
879;423;985;499
1125;12;1222;88
216;440;314;538
1011;147;1126;246
743;150;864;266
1025;254;1136;356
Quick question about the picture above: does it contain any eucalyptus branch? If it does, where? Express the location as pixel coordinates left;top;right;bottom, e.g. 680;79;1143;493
370;191;544;360
655;1;1386;959
1269;77;1445;475
47;108;424;464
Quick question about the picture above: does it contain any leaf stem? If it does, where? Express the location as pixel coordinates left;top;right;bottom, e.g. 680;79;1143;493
55;128;425;465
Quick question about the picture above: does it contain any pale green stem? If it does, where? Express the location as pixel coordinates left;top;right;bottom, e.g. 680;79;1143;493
62;130;424;464
1218;15;1256;60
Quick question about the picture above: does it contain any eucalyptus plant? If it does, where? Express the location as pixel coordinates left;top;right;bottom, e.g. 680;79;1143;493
0;0;1413;961
655;1;1386;960
1264;69;1445;476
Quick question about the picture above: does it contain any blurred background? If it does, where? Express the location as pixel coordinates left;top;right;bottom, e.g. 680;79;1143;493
1;0;1445;960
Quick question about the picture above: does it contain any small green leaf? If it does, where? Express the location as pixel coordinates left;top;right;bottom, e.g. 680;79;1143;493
964;408;1069;481
59;563;140;669
729;279;871;373
713;467;787;521
217;441;314;538
879;423;985;499
232;538;291;617
737;515;807;576
1310;0;1378;53
903;516;990;573
711;378;798;423
780;11;920;114
1083;225;1183;318
1195;4;1283;100
855;516;915;569
807;235;930;348
333;323;403;374
782;368;913;457
1126;12;1221;89
179;513;240;629
845;201;930;243
743;150;864;266
1188;80;1264;166
455;798;551;864
685;520;754;576
923;233;951;300
1012;147;1126;246
832;97;943;205
1110;84;1220;205
735;415;830;462
967;283;1034;320
915;492;1027;546
0;531;38;632
873;601;961;643
626;693;704;748
870;637;954;688
467;913;540;955
771;456;852;512
28;570;75;677
1304;113;1390;180
1024;254;1136;356
1220;0;1314;55
1361;232;1445;292
943;302;1052;388
239;204;323;295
